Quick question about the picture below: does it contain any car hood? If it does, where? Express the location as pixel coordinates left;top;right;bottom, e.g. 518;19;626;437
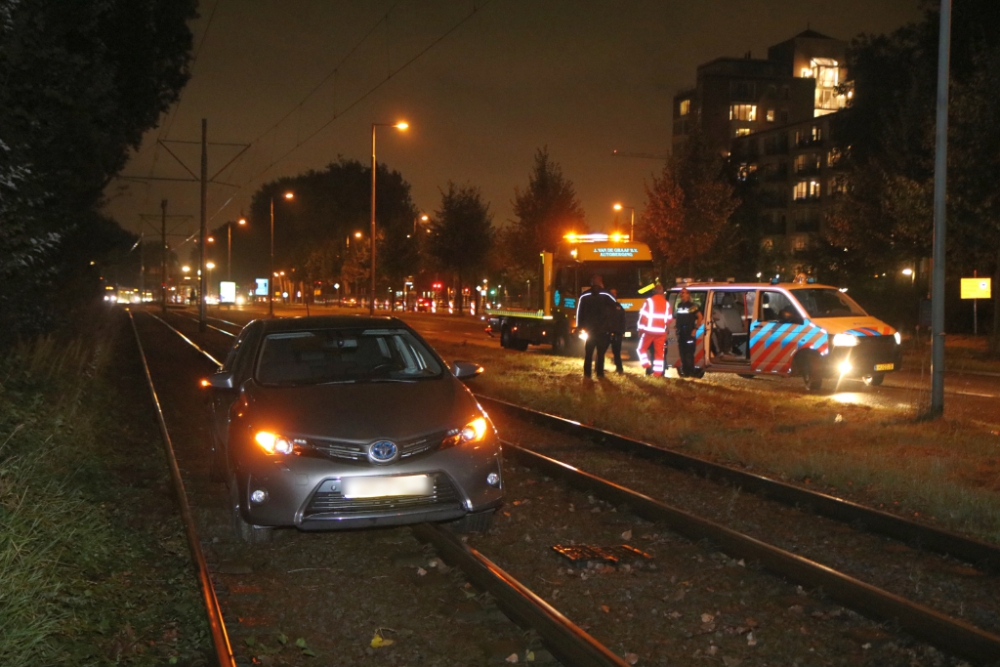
242;376;480;441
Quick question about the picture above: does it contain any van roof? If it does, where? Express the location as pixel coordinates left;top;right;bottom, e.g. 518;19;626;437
669;282;839;290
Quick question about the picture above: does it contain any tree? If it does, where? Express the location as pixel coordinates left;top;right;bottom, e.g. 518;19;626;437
826;0;1000;344
427;183;494;314
244;159;418;303
640;133;737;280
502;148;586;298
0;0;196;346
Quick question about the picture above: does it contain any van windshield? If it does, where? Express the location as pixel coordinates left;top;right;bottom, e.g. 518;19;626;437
793;289;868;318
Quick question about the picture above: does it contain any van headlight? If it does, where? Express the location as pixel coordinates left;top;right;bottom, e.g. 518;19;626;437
578;330;589;342
894;332;902;345
254;431;295;455
832;333;858;348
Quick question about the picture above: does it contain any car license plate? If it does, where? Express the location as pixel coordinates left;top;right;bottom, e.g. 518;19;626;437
874;363;894;371
342;475;432;499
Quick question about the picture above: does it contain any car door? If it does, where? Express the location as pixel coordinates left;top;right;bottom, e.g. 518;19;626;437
708;290;754;367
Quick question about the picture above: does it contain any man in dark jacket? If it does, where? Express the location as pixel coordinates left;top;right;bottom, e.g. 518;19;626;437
575;275;617;378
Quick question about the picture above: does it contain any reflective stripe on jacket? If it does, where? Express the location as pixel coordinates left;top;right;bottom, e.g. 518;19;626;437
637;294;671;333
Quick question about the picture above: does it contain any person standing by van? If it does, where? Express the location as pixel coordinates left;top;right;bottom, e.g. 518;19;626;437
576;275;616;378
636;284;671;376
674;288;703;378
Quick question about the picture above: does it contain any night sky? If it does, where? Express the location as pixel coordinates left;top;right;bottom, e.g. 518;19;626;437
103;0;922;244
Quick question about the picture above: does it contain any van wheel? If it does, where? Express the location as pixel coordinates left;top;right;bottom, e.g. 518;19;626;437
737;373;755;380
500;325;511;349
863;373;884;387
802;360;823;392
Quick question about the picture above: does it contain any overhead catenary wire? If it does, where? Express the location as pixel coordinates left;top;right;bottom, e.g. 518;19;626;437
206;1;492;224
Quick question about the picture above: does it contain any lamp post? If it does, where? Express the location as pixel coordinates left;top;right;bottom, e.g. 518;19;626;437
370;121;409;315
228;215;247;281
613;203;635;241
269;192;294;317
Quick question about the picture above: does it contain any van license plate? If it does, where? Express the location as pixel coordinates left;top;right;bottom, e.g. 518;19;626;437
874;363;894;371
342;475;432;499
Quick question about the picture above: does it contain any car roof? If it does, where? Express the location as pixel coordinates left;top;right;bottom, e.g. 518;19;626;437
254;315;411;334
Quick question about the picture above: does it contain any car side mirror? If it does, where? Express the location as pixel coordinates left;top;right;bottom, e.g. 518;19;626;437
451;361;484;381
207;371;237;390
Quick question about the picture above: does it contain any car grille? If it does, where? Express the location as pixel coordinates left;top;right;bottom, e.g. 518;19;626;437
304;430;449;463
303;472;462;517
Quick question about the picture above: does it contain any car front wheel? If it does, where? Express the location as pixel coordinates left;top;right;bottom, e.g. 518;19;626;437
448;509;495;534
230;474;273;544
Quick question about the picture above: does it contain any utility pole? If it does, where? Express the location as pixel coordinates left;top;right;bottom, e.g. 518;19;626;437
929;0;952;418
199;119;208;332
161;199;168;314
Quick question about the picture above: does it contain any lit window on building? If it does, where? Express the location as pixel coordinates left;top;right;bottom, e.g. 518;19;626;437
766;109;775;122
809;58;842;114
793;236;809;251
828;147;842;166
679;99;691;116
793;180;821;200
735;127;752;137
737;163;757;181
730;104;757;121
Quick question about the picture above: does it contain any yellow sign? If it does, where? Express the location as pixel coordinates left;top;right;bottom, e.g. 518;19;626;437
961;277;991;300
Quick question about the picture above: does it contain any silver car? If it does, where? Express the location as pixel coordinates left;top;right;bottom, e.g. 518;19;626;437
206;316;503;543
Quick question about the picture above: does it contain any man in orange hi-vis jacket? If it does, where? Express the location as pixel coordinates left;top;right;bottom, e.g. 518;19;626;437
637;284;671;377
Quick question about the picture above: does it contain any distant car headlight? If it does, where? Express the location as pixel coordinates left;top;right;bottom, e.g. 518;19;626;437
254;431;294;455
832;333;858;348
894;332;902;345
443;417;490;447
578;330;589;341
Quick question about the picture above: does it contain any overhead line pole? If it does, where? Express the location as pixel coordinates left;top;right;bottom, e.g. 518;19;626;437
199;119;208;332
929;0;952;418
161;200;168;314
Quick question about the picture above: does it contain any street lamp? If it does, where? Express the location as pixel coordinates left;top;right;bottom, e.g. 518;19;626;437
370;121;409;315
613;203;635;242
411;213;429;237
270;191;294;317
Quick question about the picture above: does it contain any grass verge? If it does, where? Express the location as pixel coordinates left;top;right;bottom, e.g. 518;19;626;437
0;312;210;666
437;341;1000;545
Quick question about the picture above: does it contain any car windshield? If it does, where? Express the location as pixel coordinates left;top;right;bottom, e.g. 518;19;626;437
793;289;868;318
255;328;444;386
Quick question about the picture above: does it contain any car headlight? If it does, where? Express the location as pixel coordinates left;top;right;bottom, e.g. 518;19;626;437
832;333;858;348
894;332;902;345
578;330;589;341
443;417;490;447
254;431;295;455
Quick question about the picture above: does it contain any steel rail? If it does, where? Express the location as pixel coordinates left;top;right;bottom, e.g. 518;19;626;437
127;310;236;667
412;523;630;667
479;395;1000;572
502;441;1000;665
147;312;225;366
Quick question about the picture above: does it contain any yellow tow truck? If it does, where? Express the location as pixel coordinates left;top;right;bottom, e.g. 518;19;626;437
486;233;656;354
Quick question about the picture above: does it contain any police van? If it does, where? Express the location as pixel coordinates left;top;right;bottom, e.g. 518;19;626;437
663;279;902;391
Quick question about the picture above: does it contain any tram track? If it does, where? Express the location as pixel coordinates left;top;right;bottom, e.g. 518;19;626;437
142;307;1000;665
